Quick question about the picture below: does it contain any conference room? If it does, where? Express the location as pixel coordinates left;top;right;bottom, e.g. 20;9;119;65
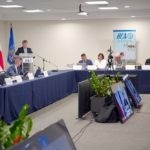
0;0;150;150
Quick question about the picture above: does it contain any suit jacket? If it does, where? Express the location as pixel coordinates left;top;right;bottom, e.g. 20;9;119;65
79;59;93;65
15;47;32;55
6;64;23;77
145;58;150;65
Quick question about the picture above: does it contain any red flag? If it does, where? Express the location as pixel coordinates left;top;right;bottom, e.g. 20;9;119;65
0;42;4;71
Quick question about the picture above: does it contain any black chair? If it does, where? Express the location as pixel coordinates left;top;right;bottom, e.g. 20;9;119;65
145;58;150;65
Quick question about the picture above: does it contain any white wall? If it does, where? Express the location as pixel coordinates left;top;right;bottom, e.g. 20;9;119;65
3;18;150;70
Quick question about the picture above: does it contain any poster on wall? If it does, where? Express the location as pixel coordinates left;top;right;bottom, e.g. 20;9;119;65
113;30;136;65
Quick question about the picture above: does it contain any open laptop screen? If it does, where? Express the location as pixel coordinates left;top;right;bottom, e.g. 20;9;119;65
111;82;133;123
9;119;76;150
125;78;141;106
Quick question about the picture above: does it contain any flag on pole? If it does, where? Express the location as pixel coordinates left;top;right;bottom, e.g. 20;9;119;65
0;42;4;71
7;24;15;65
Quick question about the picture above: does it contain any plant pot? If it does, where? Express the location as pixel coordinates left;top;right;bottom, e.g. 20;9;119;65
90;96;112;113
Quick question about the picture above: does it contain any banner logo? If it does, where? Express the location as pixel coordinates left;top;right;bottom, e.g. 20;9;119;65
116;33;133;39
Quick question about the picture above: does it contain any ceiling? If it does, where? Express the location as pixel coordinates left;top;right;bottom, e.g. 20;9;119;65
0;0;150;20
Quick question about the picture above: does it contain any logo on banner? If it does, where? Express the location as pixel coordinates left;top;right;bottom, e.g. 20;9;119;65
116;33;133;39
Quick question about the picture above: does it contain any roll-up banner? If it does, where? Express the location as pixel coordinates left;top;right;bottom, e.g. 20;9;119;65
113;30;136;65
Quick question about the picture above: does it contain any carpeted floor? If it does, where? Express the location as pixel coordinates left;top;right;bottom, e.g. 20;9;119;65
27;94;150;150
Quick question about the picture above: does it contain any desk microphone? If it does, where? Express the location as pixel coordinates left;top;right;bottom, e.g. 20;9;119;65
32;52;58;72
47;61;58;72
34;65;41;69
33;65;44;75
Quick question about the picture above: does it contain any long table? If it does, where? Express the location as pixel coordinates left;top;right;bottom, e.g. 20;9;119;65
0;70;77;124
75;70;150;93
0;69;150;124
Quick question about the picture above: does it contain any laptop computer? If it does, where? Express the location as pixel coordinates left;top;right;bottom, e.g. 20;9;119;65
8;119;76;150
0;74;5;86
76;63;87;70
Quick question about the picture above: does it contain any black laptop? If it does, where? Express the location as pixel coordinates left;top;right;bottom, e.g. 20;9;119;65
8;119;76;150
0;74;5;86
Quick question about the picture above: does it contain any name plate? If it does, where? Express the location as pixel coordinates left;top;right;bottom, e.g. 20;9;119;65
16;76;23;83
5;78;13;86
142;65;150;70
123;74;129;81
73;65;82;70
28;73;34;80
43;71;48;77
87;65;97;70
23;58;33;63
126;65;135;70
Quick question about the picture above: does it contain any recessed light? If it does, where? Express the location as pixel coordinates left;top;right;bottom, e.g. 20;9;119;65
86;1;109;4
47;9;51;11
23;10;44;13
131;16;135;17
0;5;23;8
125;6;130;8
62;18;66;20
99;7;118;10
6;0;13;2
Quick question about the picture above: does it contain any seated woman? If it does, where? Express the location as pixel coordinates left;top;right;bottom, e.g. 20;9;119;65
95;53;106;69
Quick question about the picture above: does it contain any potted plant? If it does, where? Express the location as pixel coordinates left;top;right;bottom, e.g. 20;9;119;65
88;71;120;113
0;104;33;150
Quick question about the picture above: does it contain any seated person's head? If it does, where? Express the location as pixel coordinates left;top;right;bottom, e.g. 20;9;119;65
81;54;87;62
115;53;121;62
120;52;124;58
12;55;22;66
98;53;104;61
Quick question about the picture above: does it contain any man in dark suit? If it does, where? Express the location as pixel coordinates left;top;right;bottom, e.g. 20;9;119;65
6;55;23;78
79;53;93;65
15;40;32;55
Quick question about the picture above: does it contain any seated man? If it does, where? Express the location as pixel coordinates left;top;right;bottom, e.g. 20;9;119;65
79;54;93;65
114;53;125;70
120;52;127;65
6;55;23;78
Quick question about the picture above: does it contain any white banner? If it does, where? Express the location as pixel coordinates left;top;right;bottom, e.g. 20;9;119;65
113;30;136;65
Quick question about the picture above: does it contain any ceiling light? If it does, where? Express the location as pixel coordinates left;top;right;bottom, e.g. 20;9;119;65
62;18;66;20
6;0;13;2
99;7;118;10
86;1;109;4
47;9;51;11
125;6;130;8
0;5;23;8
23;10;44;13
131;16;135;17
77;4;88;16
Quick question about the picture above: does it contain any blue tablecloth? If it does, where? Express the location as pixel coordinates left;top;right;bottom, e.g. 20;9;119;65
0;70;77;124
75;70;150;94
1;69;150;124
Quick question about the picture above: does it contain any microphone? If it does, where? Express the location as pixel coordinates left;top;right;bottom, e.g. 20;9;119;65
32;51;58;72
47;61;58;72
33;65;44;75
34;64;41;69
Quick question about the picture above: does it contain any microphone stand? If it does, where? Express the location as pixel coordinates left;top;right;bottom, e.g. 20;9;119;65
33;52;58;72
33;52;47;71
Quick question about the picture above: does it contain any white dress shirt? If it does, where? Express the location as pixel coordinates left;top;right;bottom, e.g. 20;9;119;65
95;59;106;69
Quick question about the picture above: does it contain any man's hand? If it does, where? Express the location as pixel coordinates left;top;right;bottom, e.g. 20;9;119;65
11;76;16;79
